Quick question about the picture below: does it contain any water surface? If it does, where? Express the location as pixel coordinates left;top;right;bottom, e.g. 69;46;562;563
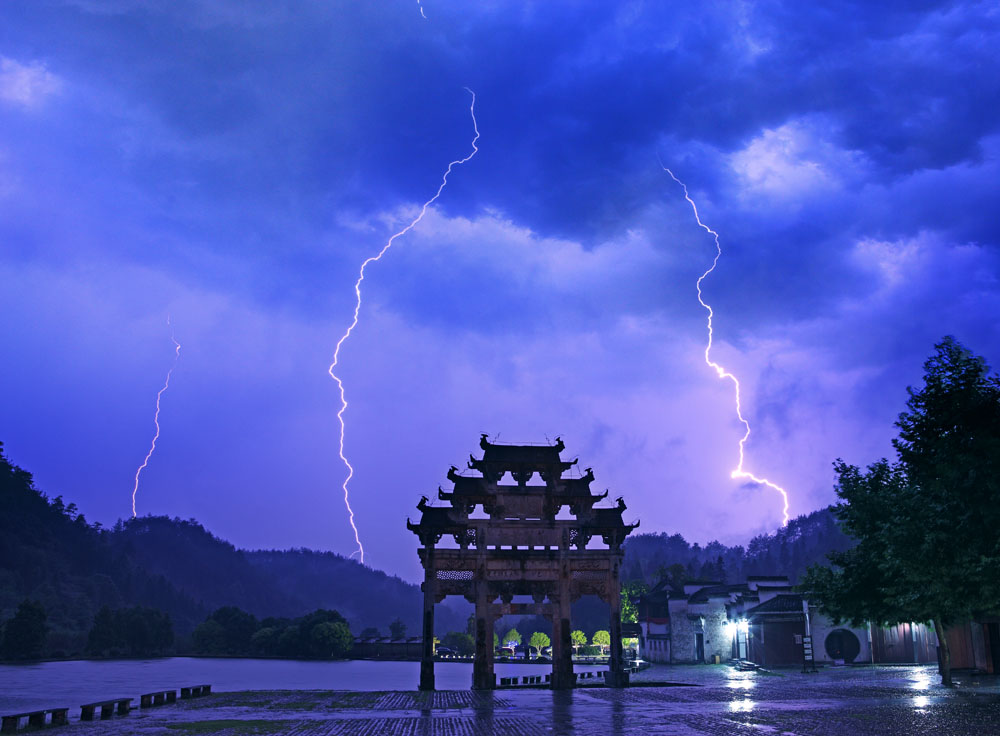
0;658;604;713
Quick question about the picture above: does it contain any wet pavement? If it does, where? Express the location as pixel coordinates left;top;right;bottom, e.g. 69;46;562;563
34;664;1000;735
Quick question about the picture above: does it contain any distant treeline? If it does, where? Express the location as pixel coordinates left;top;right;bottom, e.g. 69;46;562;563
621;507;854;587
192;606;352;659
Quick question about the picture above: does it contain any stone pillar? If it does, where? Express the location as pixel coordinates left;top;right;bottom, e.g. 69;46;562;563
473;584;495;690
607;578;627;688
551;590;574;689
419;550;436;691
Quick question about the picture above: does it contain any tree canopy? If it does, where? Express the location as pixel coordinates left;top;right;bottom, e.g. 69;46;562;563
440;631;474;656
87;606;173;657
803;337;1000;685
529;631;550;653
193;606;352;659
1;599;48;660
389;618;407;639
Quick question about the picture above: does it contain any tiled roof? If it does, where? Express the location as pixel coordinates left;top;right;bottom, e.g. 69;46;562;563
746;593;804;616
688;583;747;603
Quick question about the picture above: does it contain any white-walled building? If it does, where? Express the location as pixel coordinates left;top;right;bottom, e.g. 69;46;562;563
635;576;879;666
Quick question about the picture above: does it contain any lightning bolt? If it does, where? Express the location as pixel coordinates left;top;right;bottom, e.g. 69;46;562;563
329;88;480;563
417;0;427;19
131;316;181;518
663;165;790;526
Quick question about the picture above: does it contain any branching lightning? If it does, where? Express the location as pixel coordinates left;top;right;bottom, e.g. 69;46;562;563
131;316;181;518
663;165;791;526
328;88;480;563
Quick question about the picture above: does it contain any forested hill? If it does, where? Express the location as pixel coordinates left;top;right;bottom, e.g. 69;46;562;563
244;549;466;634
0;443;461;655
621;507;853;586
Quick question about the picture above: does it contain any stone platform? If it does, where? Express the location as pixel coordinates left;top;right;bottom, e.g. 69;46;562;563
48;665;1000;735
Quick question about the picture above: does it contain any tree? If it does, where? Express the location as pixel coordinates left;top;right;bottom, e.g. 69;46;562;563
251;627;280;656
529;631;550;655
360;627;380;639
192;619;227;654
503;628;521;648
571;630;587;651
803;337;1000;686
87;606;118;655
440;631;475;656
310;621;353;658
620;581;647;623
118;607;173;656
1;600;48;660
492;632;499;650
592;630;611;654
656;562;687;589
389;618;407;639
208;606;258;655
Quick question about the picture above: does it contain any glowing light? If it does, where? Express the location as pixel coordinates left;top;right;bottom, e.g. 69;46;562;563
131;316;181;518
728;698;754;713
417;0;427;19
662;164;791;526
911;667;932;691
328;88;480;563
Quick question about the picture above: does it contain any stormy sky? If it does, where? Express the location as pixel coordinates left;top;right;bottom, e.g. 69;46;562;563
1;0;998;582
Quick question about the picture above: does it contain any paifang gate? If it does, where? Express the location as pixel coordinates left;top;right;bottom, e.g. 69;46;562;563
407;435;639;690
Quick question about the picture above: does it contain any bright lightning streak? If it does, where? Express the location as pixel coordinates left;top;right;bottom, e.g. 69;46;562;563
329;88;480;563
662;165;791;526
417;1;427;19
131;316;181;518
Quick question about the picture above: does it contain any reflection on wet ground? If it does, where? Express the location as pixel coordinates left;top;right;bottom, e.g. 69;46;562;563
39;664;1000;735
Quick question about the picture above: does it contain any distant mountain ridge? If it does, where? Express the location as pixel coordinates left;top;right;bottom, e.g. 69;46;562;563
0;443;463;656
621;507;853;586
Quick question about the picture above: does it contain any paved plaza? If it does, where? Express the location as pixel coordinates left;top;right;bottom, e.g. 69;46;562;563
44;664;1000;735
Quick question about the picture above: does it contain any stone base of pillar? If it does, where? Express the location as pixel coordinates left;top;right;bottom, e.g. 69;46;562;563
472;614;495;690
419;660;435;691
550;615;574;689
472;672;496;690
605;668;630;688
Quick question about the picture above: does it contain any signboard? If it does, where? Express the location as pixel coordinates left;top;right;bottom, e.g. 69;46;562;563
802;635;814;662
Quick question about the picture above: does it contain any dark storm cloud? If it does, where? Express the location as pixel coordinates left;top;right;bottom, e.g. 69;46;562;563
1;0;998;575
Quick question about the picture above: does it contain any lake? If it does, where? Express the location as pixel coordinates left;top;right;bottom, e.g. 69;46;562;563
0;658;607;713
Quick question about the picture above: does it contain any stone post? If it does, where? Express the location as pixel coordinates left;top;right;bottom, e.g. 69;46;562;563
473;582;495;689
419;549;436;691
551;588;574;689
608;574;627;687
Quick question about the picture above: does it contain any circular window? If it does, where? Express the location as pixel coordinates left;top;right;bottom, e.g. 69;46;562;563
824;628;861;663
